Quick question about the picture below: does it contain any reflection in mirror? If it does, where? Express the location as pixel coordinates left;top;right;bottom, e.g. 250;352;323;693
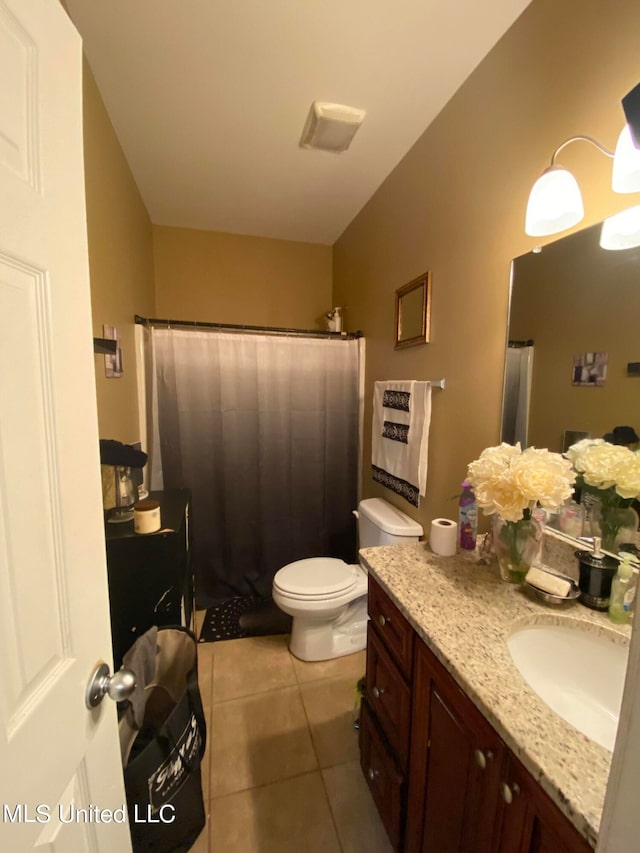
395;272;431;350
503;220;640;452
502;217;640;540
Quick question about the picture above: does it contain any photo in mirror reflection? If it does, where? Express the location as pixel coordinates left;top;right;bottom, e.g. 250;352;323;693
572;351;608;386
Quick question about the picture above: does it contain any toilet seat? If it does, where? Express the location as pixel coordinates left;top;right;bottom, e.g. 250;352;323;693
273;557;357;599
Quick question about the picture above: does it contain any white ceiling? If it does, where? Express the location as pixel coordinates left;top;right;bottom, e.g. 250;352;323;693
66;0;531;245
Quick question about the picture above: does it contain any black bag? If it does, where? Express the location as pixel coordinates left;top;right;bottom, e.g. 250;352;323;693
119;626;207;853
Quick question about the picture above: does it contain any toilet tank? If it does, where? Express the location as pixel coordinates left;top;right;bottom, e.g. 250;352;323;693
358;497;423;547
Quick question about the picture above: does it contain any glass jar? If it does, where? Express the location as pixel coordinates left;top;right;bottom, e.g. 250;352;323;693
558;501;585;538
108;465;137;523
492;514;543;584
591;501;639;552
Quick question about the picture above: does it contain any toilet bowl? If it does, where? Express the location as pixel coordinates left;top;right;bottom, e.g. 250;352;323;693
272;498;423;662
273;557;368;661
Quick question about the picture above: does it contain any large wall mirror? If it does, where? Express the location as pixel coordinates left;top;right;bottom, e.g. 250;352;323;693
502;218;640;537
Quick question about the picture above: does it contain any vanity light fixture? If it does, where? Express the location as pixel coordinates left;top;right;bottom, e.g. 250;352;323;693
526;81;640;241
598;81;640;250
524;135;614;237
612;124;640;193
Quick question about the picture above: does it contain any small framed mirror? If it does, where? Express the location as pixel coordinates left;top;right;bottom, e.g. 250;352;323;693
395;271;431;349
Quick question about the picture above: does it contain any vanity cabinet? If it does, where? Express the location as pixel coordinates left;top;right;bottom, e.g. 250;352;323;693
361;579;415;850
363;576;595;853
104;489;193;669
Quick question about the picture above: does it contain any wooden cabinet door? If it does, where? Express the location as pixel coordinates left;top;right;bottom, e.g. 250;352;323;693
495;753;593;853
421;683;473;853
422;684;504;853
360;699;404;851
406;640;505;853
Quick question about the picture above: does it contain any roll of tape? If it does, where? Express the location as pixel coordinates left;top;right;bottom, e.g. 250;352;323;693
429;517;458;556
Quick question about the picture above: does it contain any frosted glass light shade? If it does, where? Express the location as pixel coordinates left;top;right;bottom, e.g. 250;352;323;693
525;166;584;236
612;125;640;192
599;204;640;250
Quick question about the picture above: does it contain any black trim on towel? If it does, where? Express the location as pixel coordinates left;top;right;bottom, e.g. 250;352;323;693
382;421;409;444
382;390;411;412
372;465;419;507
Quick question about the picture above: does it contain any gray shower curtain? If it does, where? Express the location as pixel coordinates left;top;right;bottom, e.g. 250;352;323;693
146;328;360;603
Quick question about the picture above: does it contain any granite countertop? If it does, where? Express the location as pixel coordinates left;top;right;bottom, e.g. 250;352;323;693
359;540;632;849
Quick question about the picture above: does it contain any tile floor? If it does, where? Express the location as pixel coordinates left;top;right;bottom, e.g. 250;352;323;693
189;613;392;853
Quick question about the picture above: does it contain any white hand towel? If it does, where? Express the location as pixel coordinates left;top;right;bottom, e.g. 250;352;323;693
371;380;432;506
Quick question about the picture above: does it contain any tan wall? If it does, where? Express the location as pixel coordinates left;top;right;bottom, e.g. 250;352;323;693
153;226;332;329
510;225;640;452
82;60;155;444
333;0;640;533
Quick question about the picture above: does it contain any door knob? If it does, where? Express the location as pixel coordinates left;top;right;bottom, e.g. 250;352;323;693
378;614;390;627
372;686;385;699
85;662;137;709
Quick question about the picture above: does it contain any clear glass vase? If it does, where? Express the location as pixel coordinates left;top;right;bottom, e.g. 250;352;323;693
591;500;639;552
492;515;543;584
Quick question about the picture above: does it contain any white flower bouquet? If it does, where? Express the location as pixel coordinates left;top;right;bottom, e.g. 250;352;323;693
565;438;640;497
565;438;640;550
467;442;576;523
466;443;576;582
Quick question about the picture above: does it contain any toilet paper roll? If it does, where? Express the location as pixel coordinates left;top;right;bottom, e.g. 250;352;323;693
429;518;458;556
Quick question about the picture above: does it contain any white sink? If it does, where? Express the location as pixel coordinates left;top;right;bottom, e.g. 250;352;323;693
507;623;629;751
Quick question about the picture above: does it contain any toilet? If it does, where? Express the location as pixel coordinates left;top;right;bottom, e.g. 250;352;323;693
272;498;423;661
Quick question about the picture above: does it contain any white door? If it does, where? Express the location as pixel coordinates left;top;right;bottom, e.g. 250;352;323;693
0;1;130;850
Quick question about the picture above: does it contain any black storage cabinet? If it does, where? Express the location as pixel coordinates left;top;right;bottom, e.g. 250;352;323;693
105;489;193;669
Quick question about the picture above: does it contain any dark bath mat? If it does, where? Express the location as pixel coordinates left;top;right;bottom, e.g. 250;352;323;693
198;596;292;643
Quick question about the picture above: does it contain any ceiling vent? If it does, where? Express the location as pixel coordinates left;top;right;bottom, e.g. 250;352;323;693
300;101;366;153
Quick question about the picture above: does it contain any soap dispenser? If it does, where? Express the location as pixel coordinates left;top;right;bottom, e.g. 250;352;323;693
575;537;618;611
609;552;640;624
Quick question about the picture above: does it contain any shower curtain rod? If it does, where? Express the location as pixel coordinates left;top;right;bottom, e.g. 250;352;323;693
134;314;363;340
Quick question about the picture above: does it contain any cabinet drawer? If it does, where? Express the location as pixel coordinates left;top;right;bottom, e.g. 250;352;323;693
360;698;404;852
366;622;412;770
368;576;414;678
